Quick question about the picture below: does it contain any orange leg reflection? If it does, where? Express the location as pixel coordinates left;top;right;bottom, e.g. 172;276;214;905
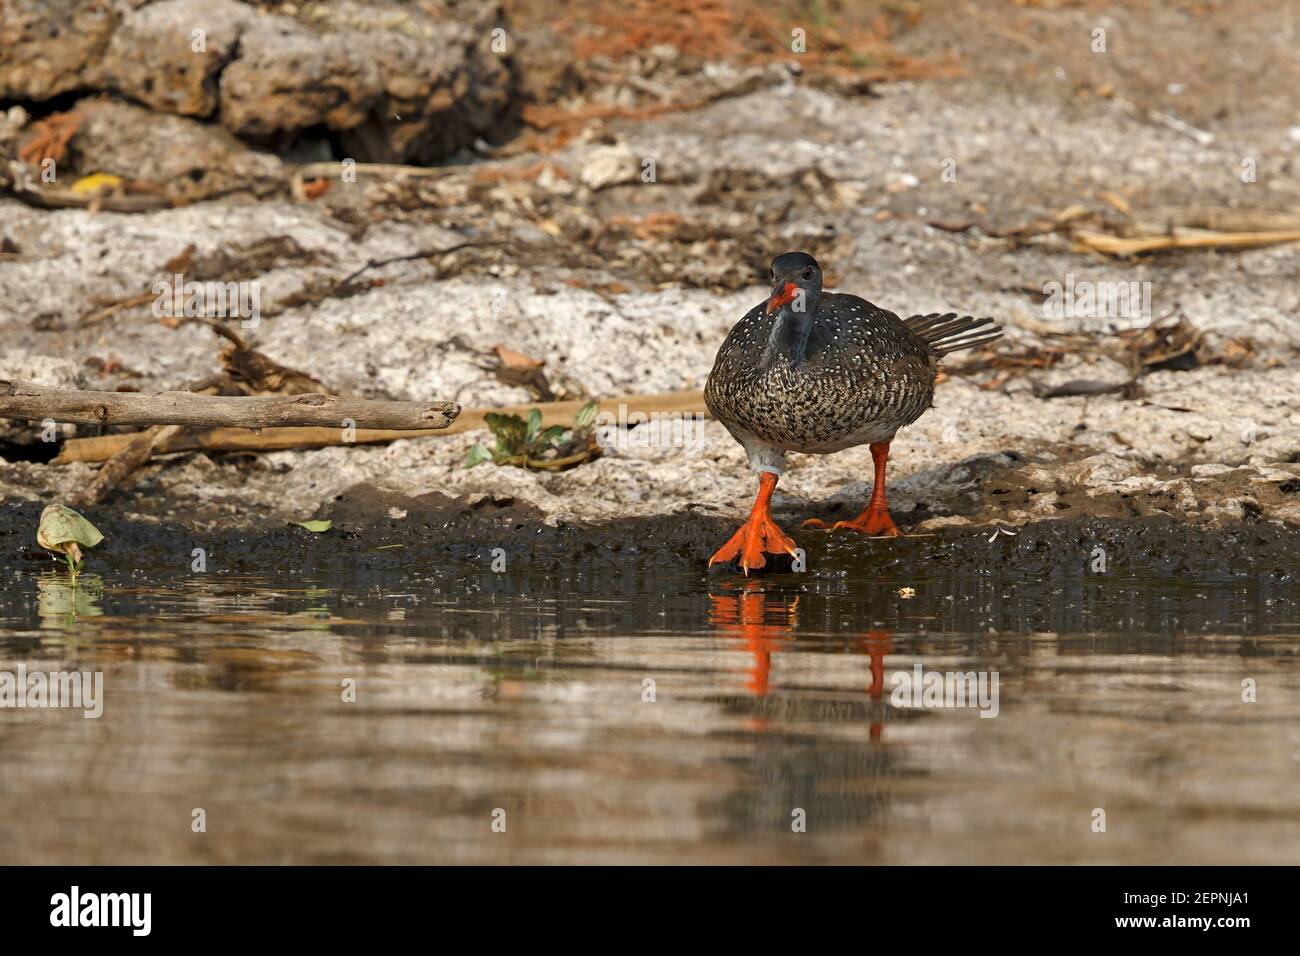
709;588;893;741
708;585;799;699
861;629;893;741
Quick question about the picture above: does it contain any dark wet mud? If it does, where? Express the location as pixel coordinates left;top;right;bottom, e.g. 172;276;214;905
7;478;1300;574
6;482;1300;579
4;484;1299;638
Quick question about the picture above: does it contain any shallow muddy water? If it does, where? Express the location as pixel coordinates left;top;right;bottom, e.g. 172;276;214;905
1;548;1298;864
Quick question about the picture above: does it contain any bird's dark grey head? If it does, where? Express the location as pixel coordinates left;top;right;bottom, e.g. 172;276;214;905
766;252;823;316
759;252;822;367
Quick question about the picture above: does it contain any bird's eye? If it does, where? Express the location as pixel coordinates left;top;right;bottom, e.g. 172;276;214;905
801;267;814;280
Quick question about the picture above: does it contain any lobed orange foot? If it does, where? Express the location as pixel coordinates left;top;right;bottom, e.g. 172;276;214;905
804;502;901;537
805;442;902;537
831;502;901;537
709;511;799;575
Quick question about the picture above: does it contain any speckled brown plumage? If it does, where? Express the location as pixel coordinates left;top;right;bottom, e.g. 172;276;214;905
705;254;1000;466
706;293;933;453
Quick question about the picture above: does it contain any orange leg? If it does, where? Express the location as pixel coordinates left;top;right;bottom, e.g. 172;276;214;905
709;472;799;574
805;441;901;537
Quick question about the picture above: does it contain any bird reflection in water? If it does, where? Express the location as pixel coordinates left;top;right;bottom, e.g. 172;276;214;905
861;628;892;741
707;583;796;698
708;584;893;739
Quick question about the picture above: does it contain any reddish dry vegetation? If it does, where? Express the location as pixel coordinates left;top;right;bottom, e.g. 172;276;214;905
18;110;86;165
503;0;957;146
564;0;949;80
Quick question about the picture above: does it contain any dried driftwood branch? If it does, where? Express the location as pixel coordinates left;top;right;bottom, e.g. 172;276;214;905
1073;228;1300;256
0;380;460;430
9;187;172;213
62;324;339;505
53;390;708;464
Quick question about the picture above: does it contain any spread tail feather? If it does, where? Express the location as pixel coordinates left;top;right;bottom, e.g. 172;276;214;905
905;312;1002;356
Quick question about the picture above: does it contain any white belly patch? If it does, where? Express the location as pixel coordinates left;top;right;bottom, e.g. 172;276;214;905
739;435;788;475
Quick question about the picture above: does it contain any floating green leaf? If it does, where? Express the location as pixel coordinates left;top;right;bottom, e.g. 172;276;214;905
36;504;103;579
294;519;333;533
